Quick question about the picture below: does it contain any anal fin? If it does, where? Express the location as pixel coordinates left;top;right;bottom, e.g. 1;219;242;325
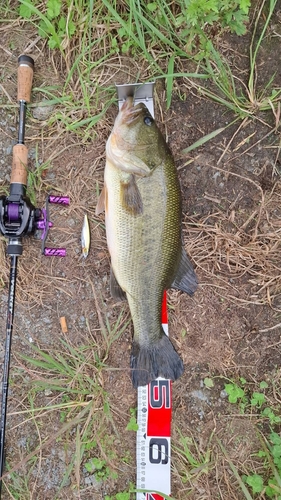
172;246;198;296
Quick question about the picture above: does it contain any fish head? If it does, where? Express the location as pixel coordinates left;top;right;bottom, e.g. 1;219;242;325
107;97;167;176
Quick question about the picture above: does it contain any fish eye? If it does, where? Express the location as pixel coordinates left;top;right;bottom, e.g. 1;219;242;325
144;116;153;126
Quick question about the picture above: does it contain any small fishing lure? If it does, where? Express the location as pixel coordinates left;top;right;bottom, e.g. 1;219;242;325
81;214;90;258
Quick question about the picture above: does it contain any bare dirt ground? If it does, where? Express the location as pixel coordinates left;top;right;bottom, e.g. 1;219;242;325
0;8;281;500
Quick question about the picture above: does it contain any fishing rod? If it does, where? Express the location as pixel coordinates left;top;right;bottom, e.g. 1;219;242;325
0;55;69;496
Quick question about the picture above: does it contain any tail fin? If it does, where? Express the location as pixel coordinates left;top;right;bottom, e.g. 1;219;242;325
130;334;184;388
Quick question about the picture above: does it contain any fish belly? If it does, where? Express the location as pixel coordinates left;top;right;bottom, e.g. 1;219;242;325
104;158;181;348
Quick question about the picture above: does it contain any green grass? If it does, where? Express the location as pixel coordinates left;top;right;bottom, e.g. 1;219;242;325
218;430;281;499
173;428;214;493
4;456;38;500
9;0;256;138
187;0;281;122
9;0;278;151
7;306;131;495
219;374;281;499
171;372;281;499
26;149;53;205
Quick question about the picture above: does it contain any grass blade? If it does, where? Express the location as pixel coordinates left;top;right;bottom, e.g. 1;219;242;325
217;439;253;500
248;0;278;99
166;56;175;109
2;402;93;480
181;119;239;154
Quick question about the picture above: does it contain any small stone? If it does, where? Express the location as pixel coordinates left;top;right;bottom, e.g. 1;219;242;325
57;449;66;462
191;390;209;402
212;171;221;182
28;148;36;160
84;474;101;490
42;317;52;324
18;437;27;449
198;409;205;419
33;100;55;121
220;390;228;399
68;218;76;227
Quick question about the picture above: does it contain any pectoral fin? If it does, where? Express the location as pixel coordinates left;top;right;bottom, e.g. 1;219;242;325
120;175;143;215
110;266;126;301
95;185;107;215
172;247;198;295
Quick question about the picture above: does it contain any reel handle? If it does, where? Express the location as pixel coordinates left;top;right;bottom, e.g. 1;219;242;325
17;55;34;103
44;248;66;257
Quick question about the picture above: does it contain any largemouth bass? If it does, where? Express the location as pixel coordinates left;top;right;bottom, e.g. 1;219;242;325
96;97;198;387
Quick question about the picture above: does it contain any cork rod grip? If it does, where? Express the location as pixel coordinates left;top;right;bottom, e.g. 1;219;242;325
11;144;28;186
17;55;34;103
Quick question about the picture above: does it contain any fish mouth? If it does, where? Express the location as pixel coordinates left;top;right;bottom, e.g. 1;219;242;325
120;97;143;125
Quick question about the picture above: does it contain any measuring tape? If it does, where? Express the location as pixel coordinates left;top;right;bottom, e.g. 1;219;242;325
136;291;171;500
115;84;172;499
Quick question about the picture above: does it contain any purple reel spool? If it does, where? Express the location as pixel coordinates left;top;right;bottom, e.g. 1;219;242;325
7;204;20;222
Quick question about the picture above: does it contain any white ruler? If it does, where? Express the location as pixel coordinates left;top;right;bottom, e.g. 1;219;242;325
136;292;171;500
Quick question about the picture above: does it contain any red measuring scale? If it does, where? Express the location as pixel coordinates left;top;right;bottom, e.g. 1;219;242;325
136;291;172;500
